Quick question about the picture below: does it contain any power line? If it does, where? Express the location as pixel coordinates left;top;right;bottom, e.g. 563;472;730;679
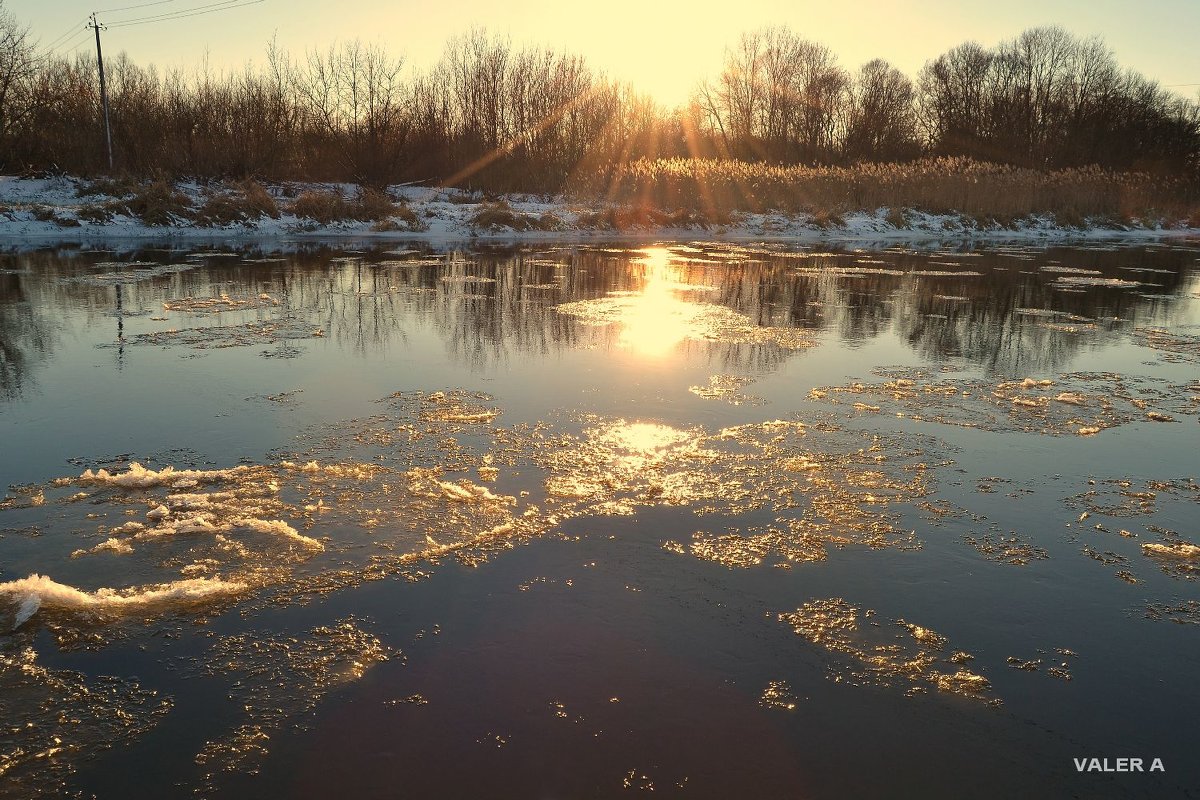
107;0;232;24
106;0;264;28
42;17;89;51
50;27;93;56
98;0;184;13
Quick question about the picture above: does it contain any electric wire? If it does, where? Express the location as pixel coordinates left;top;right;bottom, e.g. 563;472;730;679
105;0;264;28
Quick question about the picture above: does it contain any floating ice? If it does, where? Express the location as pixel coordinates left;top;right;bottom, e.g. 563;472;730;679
0;645;172;796
1051;276;1141;288
77;462;254;489
779;598;996;702
1142;542;1200;559
688;374;765;405
0;574;246;629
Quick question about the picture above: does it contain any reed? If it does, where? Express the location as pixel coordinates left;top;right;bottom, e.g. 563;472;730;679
569;157;1198;224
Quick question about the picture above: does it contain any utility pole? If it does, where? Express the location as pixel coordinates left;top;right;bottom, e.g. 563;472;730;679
89;13;114;171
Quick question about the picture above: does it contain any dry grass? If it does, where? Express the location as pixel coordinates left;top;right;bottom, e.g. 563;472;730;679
115;181;193;226
884;207;909;228
289;187;400;223
195;180;280;227
289;189;352;223
575;205;728;231
75;176;140;199
31;205;80;227
810;209;845;229
570;156;1197;223
353;188;397;222
370;203;426;232
76;203;115;224
470;201;564;231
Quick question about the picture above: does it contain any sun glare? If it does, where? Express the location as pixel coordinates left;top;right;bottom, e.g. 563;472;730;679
600;420;693;456
617;247;702;359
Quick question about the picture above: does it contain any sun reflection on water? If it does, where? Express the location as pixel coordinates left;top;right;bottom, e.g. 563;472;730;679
616;247;704;358
599;420;695;461
555;246;815;357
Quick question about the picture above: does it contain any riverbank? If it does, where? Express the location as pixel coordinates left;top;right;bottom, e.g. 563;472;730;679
2;174;1197;245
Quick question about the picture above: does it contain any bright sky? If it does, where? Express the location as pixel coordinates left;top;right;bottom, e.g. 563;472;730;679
11;0;1200;107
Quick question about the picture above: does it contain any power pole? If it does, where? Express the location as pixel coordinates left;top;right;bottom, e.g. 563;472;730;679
89;13;114;171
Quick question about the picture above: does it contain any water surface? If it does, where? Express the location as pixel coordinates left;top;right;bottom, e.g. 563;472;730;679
1;239;1198;799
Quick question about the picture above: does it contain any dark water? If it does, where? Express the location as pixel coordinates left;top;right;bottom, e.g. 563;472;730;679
1;239;1199;799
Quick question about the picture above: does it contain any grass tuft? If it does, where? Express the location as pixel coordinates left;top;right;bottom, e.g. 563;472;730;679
118;181;193;226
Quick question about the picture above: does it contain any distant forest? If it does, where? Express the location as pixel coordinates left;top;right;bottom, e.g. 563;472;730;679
1;3;1198;194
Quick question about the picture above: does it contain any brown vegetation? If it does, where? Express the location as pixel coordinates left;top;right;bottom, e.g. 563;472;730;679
287;187;404;224
574;205;728;231
571;157;1195;222
470;201;564;231
115;181;192;226
195;180;279;227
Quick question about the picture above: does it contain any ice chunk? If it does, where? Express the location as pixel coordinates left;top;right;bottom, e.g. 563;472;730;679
78;462;253;489
1142;542;1200;559
13;593;41;629
0;573;246;629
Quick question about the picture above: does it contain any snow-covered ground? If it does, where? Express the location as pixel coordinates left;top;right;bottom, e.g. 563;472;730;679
1;174;1196;245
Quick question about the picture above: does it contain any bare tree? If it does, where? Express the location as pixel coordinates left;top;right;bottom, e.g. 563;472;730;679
843;59;919;162
0;1;37;163
698;27;848;162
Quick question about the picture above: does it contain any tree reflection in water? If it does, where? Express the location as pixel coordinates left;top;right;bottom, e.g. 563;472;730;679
0;241;1196;399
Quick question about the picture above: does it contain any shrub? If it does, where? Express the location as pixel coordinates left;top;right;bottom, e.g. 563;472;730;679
471;201;534;231
352;188;397;221
116;181;193;226
289;189;350;224
75;176;139;199
884;207;909;228
289;186;398;224
77;203;115;224
31;205;81;227
195;180;280;227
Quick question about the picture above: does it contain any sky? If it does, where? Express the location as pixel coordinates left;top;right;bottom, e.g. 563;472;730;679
10;0;1200;107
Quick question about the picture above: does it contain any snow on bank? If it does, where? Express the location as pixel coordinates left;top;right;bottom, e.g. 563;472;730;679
1;175;1196;245
0;573;246;629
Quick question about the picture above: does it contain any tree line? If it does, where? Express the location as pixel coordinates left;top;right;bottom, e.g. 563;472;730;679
1;2;1197;193
695;27;1200;176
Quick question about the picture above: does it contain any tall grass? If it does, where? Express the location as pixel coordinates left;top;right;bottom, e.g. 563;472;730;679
570;157;1198;223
